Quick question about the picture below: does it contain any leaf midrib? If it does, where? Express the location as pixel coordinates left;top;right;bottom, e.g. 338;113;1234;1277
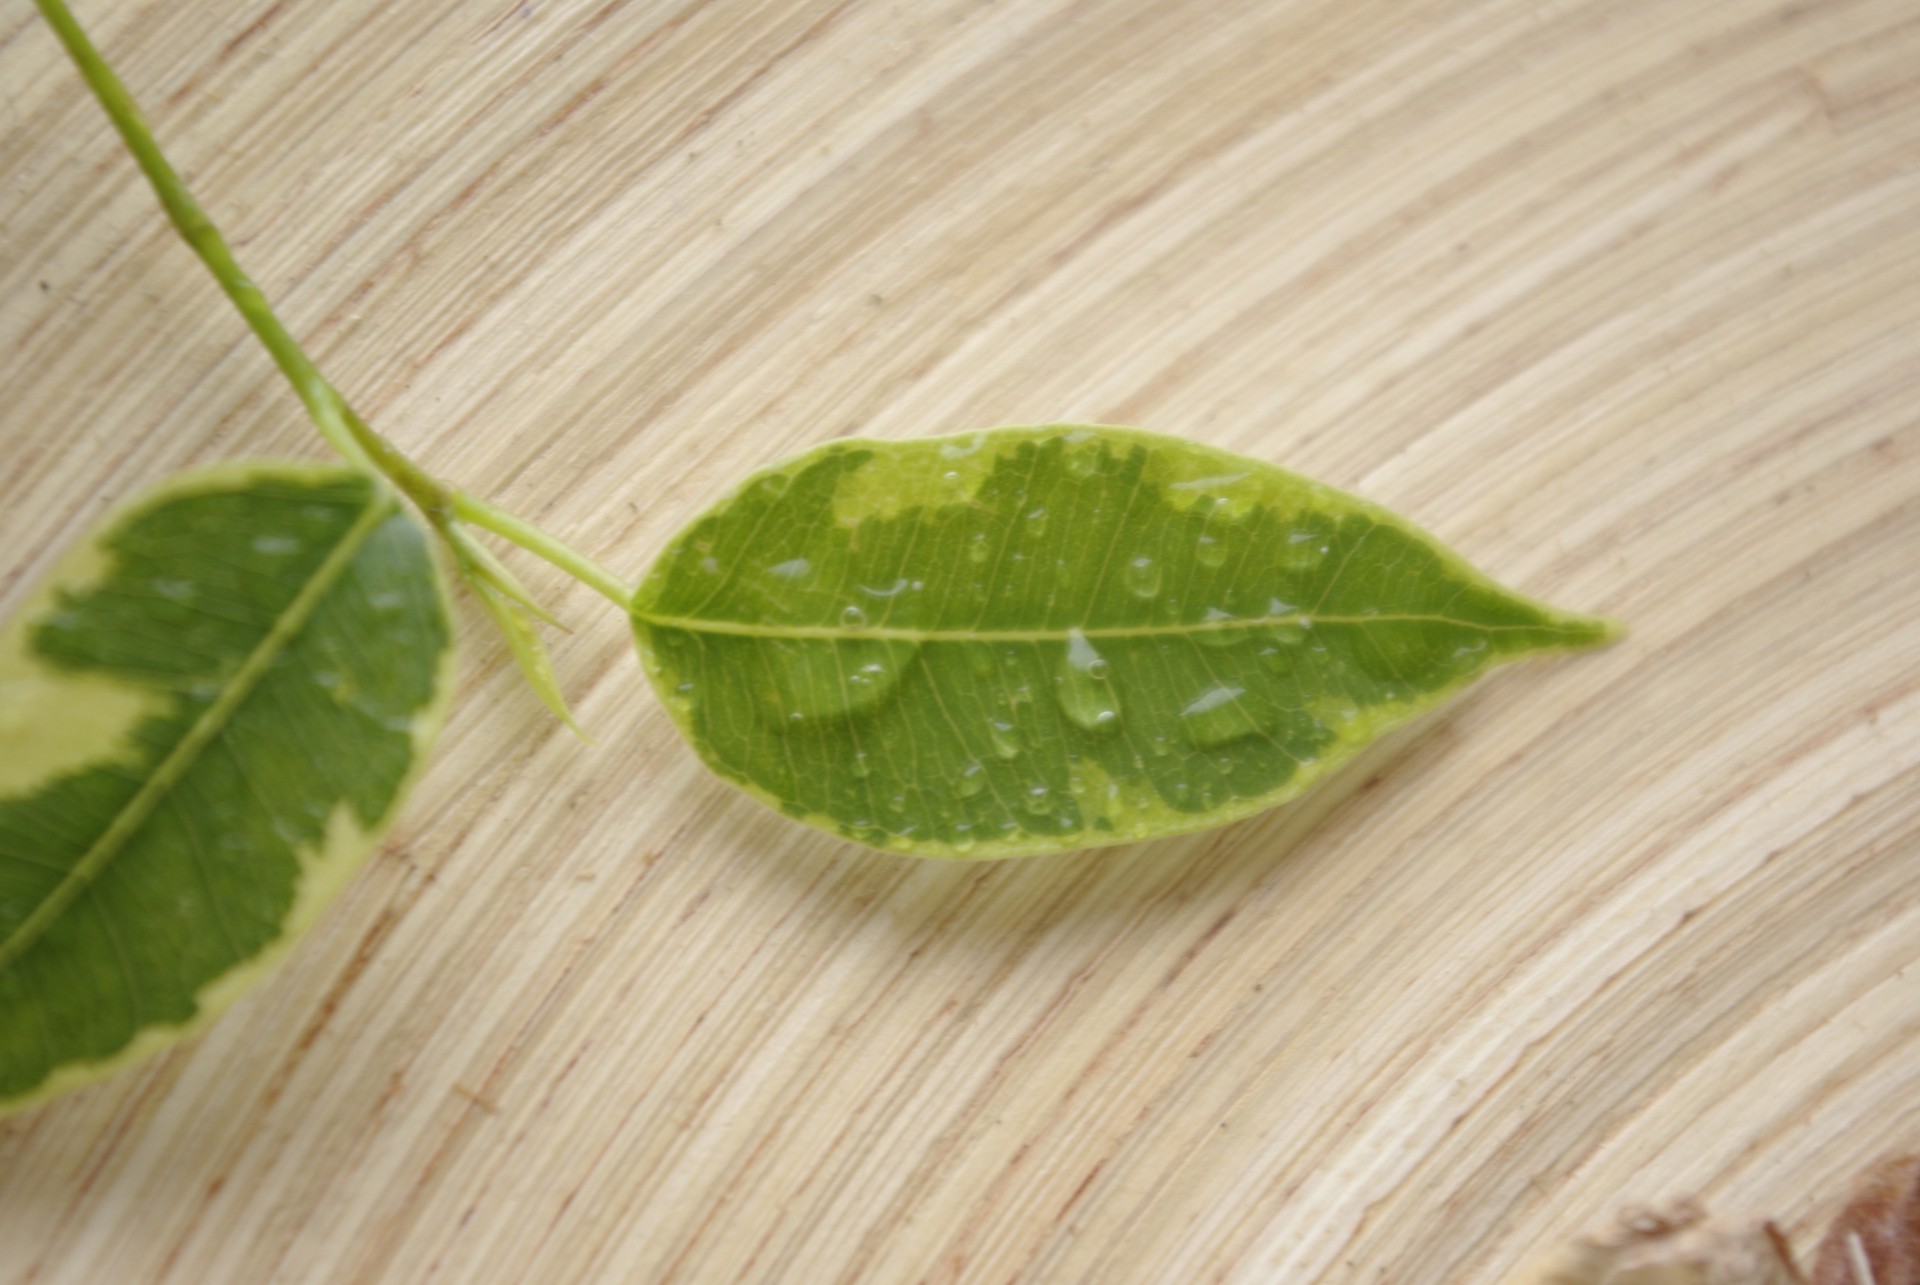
0;491;393;972
631;610;1590;642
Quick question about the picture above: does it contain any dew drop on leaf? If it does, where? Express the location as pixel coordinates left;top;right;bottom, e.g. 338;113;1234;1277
1281;530;1327;570
1126;554;1162;598
1179;682;1266;749
767;557;811;580
771;638;917;720
1267;619;1308;646
1196;607;1243;648
1062;440;1101;479
1054;627;1121;734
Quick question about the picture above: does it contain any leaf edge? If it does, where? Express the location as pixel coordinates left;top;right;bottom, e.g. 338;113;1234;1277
0;459;459;1116
631;423;1623;860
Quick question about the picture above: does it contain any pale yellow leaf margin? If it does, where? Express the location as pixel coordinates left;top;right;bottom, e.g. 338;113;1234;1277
0;460;457;1116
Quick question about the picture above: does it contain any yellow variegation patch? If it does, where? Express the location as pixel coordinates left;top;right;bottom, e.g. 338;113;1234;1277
0;462;453;1114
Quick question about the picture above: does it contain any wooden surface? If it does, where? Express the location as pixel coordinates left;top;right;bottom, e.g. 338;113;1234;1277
2;1;1917;1280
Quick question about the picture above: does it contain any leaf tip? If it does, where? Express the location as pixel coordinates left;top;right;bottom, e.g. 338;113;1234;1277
1590;614;1630;647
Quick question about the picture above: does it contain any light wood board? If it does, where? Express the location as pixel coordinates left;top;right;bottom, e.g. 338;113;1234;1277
2;1;1917;1280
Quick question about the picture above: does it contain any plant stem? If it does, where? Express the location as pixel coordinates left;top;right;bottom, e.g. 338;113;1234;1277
454;493;632;607
33;0;375;473
33;0;635;607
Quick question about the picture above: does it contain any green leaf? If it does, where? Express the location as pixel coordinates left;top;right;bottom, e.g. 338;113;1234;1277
0;462;453;1113
631;425;1620;859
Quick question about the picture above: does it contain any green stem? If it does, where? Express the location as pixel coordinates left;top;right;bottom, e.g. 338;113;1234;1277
454;493;631;607
33;0;377;473
34;0;635;606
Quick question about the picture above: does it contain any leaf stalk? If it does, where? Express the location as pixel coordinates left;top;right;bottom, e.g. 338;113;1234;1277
35;0;637;722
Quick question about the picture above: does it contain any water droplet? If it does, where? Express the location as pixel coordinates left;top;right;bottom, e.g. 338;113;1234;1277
1149;733;1173;757
859;577;912;599
1023;783;1052;815
1126;555;1162;598
1062;441;1101;479
1452;638;1489;659
756;473;791;497
1070;631;1110;679
988;719;1021;760
700;555;721;575
767;557;811;580
967;533;990;564
957;761;987;797
939;432;986;459
154;578;196;601
252;534;303;556
1183;684;1240;716
774;638;919;721
1196;535;1228;568
840;605;869;629
1267;619;1308;646
949;827;977;855
851;752;874;779
941;469;965;490
1025;506;1049;535
1179;682;1268;749
1197;607;1244;648
1281;530;1327;571
1053;627;1120;734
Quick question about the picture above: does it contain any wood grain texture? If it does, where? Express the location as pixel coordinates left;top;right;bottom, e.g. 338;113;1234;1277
1;1;1916;1281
